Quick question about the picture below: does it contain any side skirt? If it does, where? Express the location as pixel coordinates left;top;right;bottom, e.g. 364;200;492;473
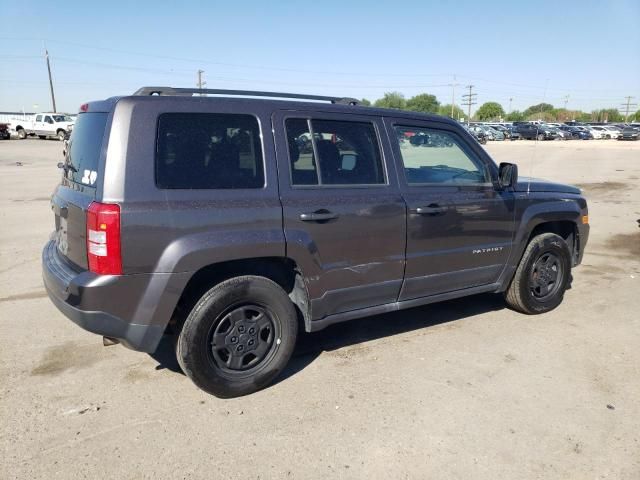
308;283;502;332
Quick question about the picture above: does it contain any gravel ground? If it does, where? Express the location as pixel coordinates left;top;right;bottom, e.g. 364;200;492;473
1;138;639;479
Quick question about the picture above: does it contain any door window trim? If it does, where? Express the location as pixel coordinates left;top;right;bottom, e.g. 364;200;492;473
282;113;390;189
391;122;495;188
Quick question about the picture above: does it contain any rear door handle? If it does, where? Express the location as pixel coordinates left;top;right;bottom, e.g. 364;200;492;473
300;211;339;222
412;204;446;215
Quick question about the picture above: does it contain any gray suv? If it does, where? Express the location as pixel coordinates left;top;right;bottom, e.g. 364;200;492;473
43;87;589;397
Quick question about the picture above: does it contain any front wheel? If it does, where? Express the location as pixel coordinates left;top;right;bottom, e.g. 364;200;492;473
537;134;544;141
57;130;66;141
176;276;298;398
504;233;572;314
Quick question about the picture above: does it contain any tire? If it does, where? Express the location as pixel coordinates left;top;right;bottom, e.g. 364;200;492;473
57;130;65;141
537;134;544;141
176;276;298;398
17;128;26;139
504;233;572;314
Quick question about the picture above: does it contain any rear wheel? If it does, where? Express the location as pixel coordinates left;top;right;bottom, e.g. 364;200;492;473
17;128;26;139
57;130;66;141
176;276;298;398
505;233;572;314
537;133;544;141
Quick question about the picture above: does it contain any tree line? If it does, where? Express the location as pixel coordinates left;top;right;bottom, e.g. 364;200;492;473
361;92;639;123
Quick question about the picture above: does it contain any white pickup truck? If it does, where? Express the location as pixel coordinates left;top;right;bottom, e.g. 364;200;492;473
13;113;75;141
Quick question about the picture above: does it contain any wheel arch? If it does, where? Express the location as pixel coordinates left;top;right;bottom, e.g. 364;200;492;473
167;256;311;335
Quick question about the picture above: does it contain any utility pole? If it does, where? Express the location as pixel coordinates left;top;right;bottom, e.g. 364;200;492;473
563;95;569;110
45;49;57;112
461;85;477;126
197;69;206;95
620;96;636;123
448;75;460;119
508;97;513;113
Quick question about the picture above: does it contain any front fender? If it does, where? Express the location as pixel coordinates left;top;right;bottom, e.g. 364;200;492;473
508;196;584;268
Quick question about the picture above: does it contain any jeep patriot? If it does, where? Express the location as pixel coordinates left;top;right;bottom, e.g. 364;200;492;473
43;87;589;397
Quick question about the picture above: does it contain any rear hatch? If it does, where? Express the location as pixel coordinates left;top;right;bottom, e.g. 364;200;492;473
52;111;109;270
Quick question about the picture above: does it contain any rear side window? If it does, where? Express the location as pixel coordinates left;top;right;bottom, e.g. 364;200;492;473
156;113;264;189
285;118;385;186
65;112;108;186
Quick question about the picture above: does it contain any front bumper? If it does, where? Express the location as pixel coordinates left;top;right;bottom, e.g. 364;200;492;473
42;240;189;352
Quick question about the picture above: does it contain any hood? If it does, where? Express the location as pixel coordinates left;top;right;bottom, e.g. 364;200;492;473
515;177;581;194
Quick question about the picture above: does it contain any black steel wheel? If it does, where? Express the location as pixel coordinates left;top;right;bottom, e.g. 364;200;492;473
177;276;298;398
505;233;572;314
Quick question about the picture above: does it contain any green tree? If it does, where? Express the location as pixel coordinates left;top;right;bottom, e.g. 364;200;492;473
406;93;440;114
592;108;622;123
526;111;555;122
438;104;465;120
523;103;555;118
475;102;505;121
359;98;372;107
506;110;525;122
374;92;406;110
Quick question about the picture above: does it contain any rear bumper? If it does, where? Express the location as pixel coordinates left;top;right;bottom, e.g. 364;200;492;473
42;240;189;352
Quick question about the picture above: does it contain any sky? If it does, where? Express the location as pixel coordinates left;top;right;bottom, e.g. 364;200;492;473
1;0;639;115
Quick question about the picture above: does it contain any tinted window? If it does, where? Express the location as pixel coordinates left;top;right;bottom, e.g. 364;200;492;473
394;126;489;185
156;113;264;189
65;112;108;186
285;118;385;186
286;118;319;186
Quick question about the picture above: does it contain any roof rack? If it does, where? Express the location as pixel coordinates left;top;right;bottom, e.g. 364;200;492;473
132;87;360;106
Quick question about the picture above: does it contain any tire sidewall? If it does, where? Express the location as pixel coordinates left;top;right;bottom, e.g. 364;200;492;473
178;277;297;397
518;235;571;313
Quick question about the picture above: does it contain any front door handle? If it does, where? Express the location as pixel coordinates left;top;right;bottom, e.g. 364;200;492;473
300;211;339;222
412;204;446;215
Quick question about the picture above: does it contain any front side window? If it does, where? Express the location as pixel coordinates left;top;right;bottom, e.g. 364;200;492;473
394;126;490;185
285;118;385;186
156;113;264;189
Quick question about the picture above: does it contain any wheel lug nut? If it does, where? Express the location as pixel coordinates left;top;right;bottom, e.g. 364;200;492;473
248;340;254;346
249;328;255;334
238;326;245;333
231;336;237;343
237;345;244;352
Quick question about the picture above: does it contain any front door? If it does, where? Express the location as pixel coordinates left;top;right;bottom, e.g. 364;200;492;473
273;111;406;320
385;119;515;300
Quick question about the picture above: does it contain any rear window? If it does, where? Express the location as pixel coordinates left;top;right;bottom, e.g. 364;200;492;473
65;112;108;186
156;113;264;189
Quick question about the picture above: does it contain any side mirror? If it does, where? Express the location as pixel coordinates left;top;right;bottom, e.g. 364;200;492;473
498;162;518;189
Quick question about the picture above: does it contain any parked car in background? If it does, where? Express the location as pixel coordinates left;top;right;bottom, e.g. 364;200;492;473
485;126;505;141
0;123;10;140
463;124;488;144
468;124;495;141
582;126;604;139
590;126;619;139
517;123;559;140
562;126;594;140
488;124;513;140
12;113;75;141
506;125;522;140
619;126;639;141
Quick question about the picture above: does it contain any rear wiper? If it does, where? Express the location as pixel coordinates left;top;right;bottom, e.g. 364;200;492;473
57;162;77;173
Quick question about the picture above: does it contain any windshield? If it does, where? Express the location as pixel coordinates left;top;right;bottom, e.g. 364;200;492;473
52;114;73;122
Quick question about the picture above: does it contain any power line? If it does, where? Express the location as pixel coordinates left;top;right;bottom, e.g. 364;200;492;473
461;85;477;126
619;96;637;122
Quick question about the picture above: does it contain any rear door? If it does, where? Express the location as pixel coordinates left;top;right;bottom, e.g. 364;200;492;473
273;110;406;320
52;111;109;269
385;118;515;300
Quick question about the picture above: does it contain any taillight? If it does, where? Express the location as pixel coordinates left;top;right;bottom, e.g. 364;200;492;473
86;202;122;275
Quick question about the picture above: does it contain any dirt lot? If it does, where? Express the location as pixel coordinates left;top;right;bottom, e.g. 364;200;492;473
1;139;639;479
